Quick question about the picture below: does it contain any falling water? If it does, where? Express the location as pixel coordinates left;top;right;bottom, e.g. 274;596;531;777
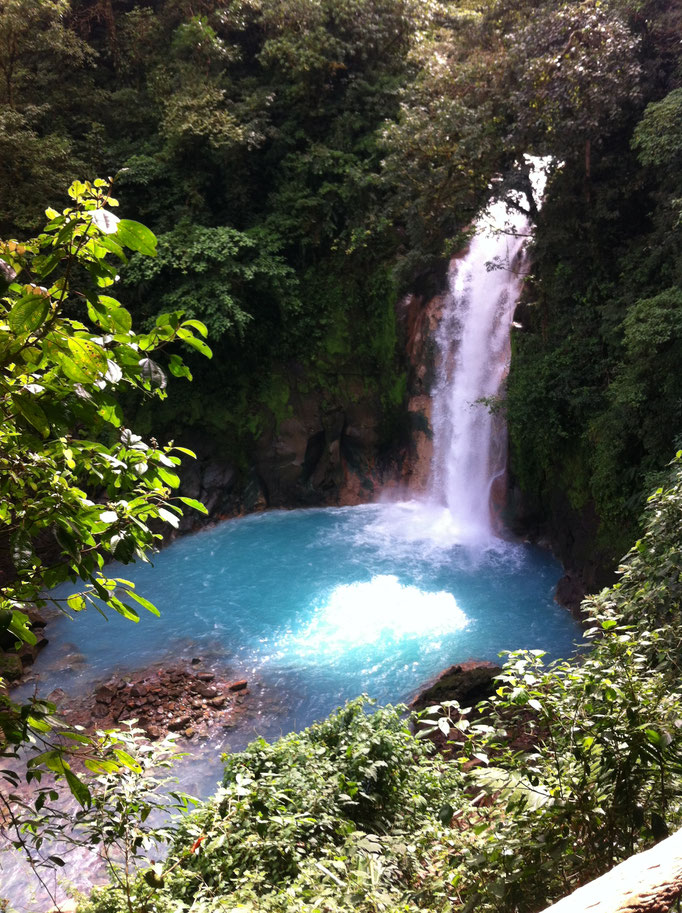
428;198;531;541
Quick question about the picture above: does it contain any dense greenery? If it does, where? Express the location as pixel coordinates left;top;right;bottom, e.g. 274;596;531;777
506;1;682;565
2;0;682;909
0;181;210;832
74;453;682;913
2;0;679;558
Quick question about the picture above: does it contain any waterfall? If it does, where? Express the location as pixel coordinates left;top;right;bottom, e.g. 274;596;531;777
428;198;532;542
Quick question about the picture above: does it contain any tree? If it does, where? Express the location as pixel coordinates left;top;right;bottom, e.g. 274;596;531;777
0;0;94;233
0;177;210;797
507;0;641;181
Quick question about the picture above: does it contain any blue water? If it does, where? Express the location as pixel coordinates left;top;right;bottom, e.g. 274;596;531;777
3;504;582;907
26;504;581;750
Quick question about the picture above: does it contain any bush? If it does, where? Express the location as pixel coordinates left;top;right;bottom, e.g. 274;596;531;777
80;698;462;913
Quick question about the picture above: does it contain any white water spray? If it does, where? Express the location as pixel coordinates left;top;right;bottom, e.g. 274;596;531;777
428;198;530;541
373;159;548;549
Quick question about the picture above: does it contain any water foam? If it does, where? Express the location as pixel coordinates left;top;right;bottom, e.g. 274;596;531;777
287;574;468;655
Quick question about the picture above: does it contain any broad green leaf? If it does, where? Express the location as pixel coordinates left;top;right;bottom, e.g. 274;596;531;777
178;496;208;514
114;749;142;773
68;337;108;378
179;333;212;359
66;594;86;612
109;307;132;334
157;466;180;487
125;590;161;617
54;524;79;558
57;354;92;383
168;353;192;379
84;758;118;775
181;319;208;338
14;394;49;437
9;295;49;335
9;611;37;645
64;768;91;807
116;219;157;257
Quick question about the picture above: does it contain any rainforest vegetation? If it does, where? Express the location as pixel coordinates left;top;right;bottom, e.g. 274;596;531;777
1;0;682;910
1;0;679;560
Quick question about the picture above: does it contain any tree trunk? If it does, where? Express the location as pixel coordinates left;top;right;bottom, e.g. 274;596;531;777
539;828;682;913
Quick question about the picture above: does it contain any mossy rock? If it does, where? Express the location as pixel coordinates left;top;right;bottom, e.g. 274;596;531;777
0;651;23;682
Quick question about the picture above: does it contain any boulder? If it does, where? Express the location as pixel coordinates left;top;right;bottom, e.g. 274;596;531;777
95;684;115;705
168;714;191;731
555;570;587;618
410;660;501;714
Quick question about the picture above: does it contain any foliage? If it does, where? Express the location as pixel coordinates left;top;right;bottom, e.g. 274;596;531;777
0;179;210;809
632;88;682;171
507;59;682;562
1;0;675;557
77;454;682;913
78;698;463;913
3;726;191;913
121;224;300;342
506;0;641;171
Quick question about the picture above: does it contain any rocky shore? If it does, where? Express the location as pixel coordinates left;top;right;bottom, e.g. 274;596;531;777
46;662;253;742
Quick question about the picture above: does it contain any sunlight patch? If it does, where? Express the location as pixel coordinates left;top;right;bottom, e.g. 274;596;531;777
294;575;468;652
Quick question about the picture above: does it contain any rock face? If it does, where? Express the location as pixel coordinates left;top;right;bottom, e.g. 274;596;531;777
174;390;415;531
507;477;615;613
170;278;454;528
410;660;502;714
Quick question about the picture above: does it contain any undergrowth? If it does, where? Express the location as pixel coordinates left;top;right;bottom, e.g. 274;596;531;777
76;453;682;913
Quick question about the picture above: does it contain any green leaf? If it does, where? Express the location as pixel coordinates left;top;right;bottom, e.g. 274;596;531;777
181;319;208;338
157;466;180;488
125;590;161;617
14;394;49;437
9;295;49;335
64;768;91;808
66;593;86;612
179;333;212;359
116;220;158;257
168;353;192;379
84;758;118;774
97;296;132;333
645;728;663;748
113;749;142;773
68;337;108;378
178;496;208;515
